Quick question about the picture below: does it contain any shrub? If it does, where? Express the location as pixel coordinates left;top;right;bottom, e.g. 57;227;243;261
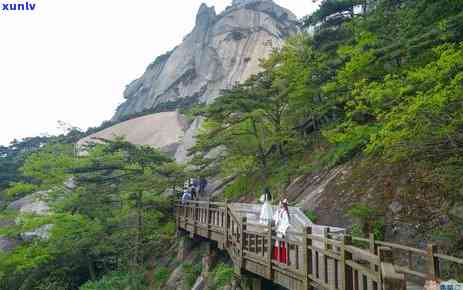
348;203;375;220
348;203;384;240
153;266;170;289
161;222;176;238
182;262;202;288
212;263;234;289
304;210;318;223
3;183;37;200
79;272;147;290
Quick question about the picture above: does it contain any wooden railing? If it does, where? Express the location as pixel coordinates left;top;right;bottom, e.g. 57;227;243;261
176;201;463;290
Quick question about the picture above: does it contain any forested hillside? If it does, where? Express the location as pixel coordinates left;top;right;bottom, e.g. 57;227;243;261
1;0;462;289
191;0;463;278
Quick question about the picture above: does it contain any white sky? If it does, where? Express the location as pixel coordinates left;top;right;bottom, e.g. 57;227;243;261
0;0;319;146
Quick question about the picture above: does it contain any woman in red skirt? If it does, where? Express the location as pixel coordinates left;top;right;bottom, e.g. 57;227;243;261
273;199;290;264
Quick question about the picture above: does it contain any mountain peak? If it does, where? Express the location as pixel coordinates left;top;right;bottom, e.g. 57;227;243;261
196;3;216;27
232;0;273;6
113;0;298;129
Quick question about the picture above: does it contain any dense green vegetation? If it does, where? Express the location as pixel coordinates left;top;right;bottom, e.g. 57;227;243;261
0;128;84;201
192;0;463;251
1;0;463;289
0;140;183;290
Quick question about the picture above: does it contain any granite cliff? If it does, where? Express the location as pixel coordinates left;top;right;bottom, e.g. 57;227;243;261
83;0;299;163
113;0;298;121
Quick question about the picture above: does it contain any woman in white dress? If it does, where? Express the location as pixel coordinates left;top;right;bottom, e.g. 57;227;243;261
259;188;273;225
273;199;290;264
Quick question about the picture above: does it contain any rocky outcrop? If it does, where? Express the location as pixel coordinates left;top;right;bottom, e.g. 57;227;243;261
287;158;456;249
0;192;51;252
112;1;298;121
78;111;188;156
80;1;298;163
8;192;50;215
175;117;204;163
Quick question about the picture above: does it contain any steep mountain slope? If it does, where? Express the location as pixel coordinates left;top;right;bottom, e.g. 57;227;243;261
112;0;298;121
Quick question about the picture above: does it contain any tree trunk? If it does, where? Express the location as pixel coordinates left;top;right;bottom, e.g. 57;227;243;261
251;118;269;182
87;256;97;281
134;191;143;268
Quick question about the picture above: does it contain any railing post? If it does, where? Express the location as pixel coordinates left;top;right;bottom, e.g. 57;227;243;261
323;228;330;284
427;244;440;281
340;235;353;290
308;226;314;290
224;200;229;249
302;226;311;290
240;217;247;269
369;233;377;271
192;202;198;238
267;222;273;281
379;247;406;290
369;233;376;254
207;202;211;238
323;228;329;250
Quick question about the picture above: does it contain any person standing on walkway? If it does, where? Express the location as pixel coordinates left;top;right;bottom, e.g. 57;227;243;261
190;185;197;200
273;199;290;264
259;187;273;225
181;187;192;204
199;177;208;195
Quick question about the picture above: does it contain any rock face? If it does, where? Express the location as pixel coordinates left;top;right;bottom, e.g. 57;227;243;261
78;111;188;156
80;2;298;163
0;192;51;252
233;0;272;6
112;1;298;120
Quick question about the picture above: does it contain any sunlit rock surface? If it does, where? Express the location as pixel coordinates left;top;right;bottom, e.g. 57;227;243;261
113;1;298;120
78;1;298;162
77;111;188;156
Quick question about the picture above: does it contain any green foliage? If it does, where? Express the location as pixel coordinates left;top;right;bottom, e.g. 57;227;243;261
79;272;147;290
182;262;201;288
348;203;384;240
2;0;463;288
3;182;37;200
0;213;104;290
304;210;318;223
347;203;375;220
179;102;208;123
21;144;77;187
160;222;176;238
302;0;360;28
350;224;363;238
0;129;84;195
0;139;181;290
210;263;234;289
223;175;258;200
153;266;170;289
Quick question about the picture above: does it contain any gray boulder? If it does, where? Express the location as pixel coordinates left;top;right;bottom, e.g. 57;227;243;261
0;192;51;252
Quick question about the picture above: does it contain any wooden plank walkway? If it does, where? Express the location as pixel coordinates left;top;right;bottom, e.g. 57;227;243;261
176;201;463;290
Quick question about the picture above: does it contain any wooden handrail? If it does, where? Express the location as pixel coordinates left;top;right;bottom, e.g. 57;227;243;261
435;252;463;265
176;201;463;290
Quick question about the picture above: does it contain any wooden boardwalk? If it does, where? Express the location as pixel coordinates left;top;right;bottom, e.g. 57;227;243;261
176;201;463;290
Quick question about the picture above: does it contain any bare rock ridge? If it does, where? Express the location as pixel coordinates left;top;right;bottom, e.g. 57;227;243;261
112;0;298;121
